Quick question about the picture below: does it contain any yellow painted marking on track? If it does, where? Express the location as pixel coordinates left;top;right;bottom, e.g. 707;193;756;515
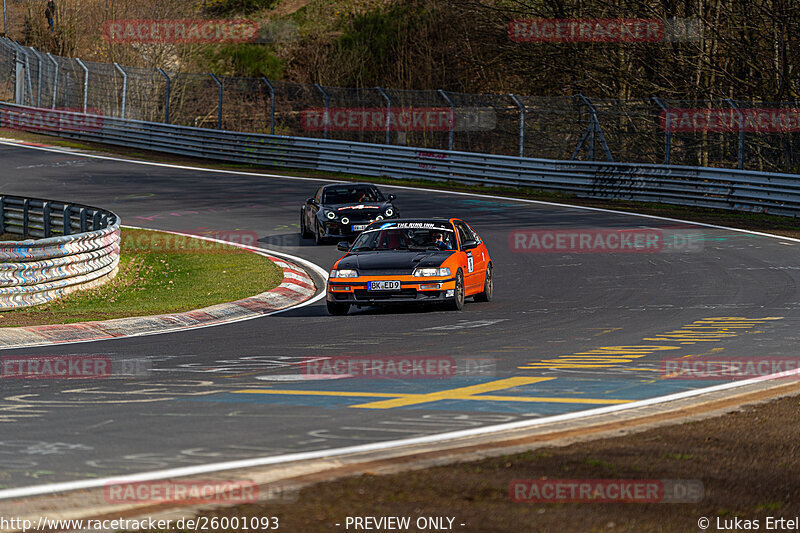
233;377;632;409
351;377;554;409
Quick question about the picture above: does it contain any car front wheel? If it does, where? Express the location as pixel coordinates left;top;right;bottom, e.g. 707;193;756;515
447;269;465;311
300;209;312;238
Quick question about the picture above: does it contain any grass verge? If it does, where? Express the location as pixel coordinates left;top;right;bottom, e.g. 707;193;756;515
0;228;283;327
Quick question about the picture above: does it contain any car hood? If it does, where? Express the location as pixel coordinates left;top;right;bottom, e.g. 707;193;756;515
337;250;453;272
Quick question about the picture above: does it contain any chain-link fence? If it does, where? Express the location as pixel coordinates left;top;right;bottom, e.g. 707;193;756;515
2;37;800;174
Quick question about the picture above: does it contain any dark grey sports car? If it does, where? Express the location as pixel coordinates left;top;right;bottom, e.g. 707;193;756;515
300;183;399;244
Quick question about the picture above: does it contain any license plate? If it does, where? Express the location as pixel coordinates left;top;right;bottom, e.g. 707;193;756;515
368;280;401;291
351;224;368;231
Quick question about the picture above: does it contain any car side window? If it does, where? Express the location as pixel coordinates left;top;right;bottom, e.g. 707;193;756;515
465;223;481;244
454;222;471;249
315;188;323;204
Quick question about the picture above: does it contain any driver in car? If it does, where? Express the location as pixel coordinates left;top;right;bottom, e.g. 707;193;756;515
433;232;451;251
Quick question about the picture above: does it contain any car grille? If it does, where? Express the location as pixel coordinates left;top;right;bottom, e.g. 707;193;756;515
353;288;419;300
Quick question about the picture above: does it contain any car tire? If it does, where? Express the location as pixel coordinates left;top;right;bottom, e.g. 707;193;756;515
474;263;493;302
300;209;312;238
314;221;325;245
447;269;465;311
327;300;350;315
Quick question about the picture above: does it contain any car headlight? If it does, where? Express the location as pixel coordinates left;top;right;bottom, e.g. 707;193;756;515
341;217;350;225
384;207;394;217
413;267;451;277
325;210;336;220
330;269;358;278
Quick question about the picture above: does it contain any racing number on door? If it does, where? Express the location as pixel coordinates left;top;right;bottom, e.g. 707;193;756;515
467;252;474;273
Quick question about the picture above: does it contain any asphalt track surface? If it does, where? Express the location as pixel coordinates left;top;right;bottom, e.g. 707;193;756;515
1;141;799;494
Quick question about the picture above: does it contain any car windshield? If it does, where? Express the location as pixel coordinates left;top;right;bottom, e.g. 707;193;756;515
323;186;384;204
351;227;456;251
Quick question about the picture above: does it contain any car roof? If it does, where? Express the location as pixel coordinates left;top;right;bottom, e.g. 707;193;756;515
322;183;378;189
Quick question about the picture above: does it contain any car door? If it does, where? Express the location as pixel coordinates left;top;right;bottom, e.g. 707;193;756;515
454;221;480;292
465;222;488;288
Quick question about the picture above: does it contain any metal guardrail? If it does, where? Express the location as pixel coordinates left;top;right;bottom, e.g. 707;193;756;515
0;193;121;310
1;103;799;218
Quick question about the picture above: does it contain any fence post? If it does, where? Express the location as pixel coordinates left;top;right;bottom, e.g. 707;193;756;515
46;53;58;108
12;42;24;104
652;96;671;165
438;89;455;151
314;84;330;139
43;201;51;238
376;87;392;145
22;198;29;239
28;47;43;107
156;68;170;123
113;62;127;119
75;58;89;113
0;196;4;235
261;77;275;135
572;94;613;162
62;204;71;235
726;98;745;169
509;94;525;158
209;73;223;130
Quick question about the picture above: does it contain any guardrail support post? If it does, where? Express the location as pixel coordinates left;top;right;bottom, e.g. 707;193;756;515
509;94;526;158
0;197;4;235
79;208;88;233
43;202;51;237
46;53;58;108
113;62;128;119
438;89;455;151
22;198;29;239
63;204;71;235
376;87;392;145
726;98;745;169
652;96;671;165
261;77;275;135
209;73;223;130
157;68;170;124
314;84;330;139
92;211;101;231
75;58;89;113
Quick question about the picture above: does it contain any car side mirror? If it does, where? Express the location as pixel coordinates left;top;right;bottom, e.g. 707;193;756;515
462;240;478;250
388;194;396;201
307;198;316;204
337;241;351;252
